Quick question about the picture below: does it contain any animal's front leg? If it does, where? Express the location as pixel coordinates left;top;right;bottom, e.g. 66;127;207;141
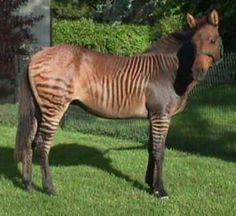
145;112;170;198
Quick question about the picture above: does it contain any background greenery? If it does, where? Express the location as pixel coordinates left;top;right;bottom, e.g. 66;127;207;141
53;19;152;55
51;0;236;51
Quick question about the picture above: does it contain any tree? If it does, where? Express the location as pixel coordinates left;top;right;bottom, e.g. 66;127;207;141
51;0;108;19
95;0;157;23
0;0;42;102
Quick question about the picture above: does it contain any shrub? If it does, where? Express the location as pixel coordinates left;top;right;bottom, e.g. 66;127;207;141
153;13;184;39
53;19;153;55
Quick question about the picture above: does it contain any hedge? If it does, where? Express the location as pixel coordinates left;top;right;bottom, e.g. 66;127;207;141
53;19;153;56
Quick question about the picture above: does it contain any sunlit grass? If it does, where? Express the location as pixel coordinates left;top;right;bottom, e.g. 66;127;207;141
0;125;235;216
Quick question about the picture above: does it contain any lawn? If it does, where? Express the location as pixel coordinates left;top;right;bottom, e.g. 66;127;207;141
0;126;236;216
0;84;235;216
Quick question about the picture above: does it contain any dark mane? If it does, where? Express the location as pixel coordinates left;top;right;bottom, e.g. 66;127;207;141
145;15;210;55
145;30;193;54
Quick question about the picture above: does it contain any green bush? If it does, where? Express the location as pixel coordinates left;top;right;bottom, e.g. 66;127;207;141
151;3;185;40
153;13;184;39
51;0;94;19
53;19;153;55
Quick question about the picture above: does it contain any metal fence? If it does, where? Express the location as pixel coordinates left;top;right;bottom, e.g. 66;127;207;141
204;53;236;84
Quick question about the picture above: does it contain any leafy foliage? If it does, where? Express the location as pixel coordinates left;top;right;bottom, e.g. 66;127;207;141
0;0;42;102
53;19;153;55
51;0;108;19
51;0;236;51
153;12;184;39
0;1;42;58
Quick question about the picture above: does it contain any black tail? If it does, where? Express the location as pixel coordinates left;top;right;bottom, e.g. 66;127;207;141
14;66;38;162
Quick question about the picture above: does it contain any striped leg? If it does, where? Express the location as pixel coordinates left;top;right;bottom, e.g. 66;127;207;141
22;117;38;192
145;112;170;198
35;110;66;195
36;124;56;195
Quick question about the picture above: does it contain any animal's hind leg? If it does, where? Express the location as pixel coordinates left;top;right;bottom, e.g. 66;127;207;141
22;117;38;192
34;106;68;195
34;117;58;195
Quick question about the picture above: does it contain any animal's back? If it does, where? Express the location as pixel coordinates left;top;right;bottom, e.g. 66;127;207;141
28;44;151;118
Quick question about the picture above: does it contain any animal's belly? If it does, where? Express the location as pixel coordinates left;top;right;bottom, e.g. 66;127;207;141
76;77;148;118
81;98;148;119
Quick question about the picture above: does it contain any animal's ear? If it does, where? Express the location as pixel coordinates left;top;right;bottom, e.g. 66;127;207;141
208;9;219;26
186;13;197;28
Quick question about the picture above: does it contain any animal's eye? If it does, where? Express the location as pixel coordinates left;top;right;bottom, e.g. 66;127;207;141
210;38;216;44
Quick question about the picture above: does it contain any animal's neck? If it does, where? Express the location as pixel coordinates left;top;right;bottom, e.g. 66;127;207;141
173;41;195;96
147;30;196;96
173;70;194;96
146;30;193;54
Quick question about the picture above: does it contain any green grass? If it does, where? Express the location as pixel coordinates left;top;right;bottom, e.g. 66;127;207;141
0;125;235;216
0;84;235;215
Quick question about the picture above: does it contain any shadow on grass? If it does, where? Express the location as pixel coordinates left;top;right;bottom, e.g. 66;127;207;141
50;143;148;192
166;85;236;162
167;123;236;162
0;144;148;194
0;147;22;189
105;109;236;162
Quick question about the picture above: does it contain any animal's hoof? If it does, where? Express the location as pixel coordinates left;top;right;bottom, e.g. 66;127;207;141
48;190;57;196
46;189;57;196
43;186;57;196
26;184;34;193
154;189;169;199
23;181;34;193
160;194;169;200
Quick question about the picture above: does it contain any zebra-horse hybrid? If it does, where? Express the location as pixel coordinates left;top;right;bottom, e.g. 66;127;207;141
15;9;223;198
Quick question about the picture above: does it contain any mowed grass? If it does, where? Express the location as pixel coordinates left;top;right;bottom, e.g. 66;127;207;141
0;125;235;216
0;84;236;215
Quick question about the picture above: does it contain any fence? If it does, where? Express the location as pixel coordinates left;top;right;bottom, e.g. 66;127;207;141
205;53;236;84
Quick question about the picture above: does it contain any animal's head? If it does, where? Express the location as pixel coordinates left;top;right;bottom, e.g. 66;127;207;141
187;9;223;81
